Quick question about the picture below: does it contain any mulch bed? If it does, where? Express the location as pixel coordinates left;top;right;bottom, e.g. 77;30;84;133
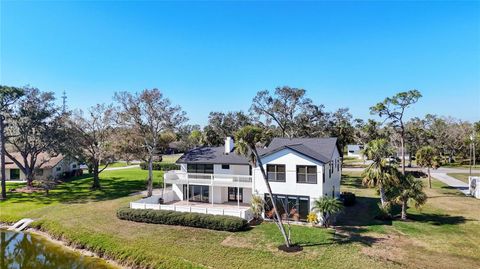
278;244;303;253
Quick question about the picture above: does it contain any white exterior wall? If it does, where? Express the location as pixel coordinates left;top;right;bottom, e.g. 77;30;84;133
253;149;324;203
252;147;342;213
213;164;250;175
322;149;341;198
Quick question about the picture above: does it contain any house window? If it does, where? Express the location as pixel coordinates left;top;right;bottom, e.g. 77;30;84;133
187;164;214;174
35;169;44;176
264;194;310;221
322;167;325;183
72;164;77;169
329;163;332;178
266;164;286;182
56;167;62;172
10;169;20;180
296;165;317;184
221;164;230;170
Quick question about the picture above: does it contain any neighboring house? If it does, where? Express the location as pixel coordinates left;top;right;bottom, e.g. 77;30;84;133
147;137;341;221
5;152;79;181
347;144;364;158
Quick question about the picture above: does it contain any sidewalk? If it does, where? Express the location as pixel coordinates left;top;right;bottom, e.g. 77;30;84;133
430;173;469;195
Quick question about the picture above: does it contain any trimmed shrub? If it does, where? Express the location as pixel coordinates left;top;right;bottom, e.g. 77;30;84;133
117;207;249;232
139;162;180;171
340;192;356;206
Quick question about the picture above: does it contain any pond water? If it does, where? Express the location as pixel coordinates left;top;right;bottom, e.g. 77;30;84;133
0;229;117;269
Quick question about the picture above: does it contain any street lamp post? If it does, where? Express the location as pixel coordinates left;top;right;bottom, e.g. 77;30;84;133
470;134;474;177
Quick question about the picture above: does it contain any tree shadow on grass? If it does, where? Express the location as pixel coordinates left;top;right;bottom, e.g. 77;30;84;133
336;196;392;227
297;226;384;248
406;212;467;226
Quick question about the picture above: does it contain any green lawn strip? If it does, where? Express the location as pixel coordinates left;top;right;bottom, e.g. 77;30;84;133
446;173;480;183
99;162;131;169
0;168;164;223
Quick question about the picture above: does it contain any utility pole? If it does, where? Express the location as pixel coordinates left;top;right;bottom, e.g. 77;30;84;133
61;90;67;113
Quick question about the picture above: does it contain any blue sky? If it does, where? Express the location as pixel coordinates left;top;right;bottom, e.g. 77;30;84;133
1;1;479;126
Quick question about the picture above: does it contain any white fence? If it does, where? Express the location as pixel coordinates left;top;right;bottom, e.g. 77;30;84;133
130;198;253;220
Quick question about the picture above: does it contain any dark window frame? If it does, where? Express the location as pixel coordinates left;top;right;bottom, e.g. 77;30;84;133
187;163;214;174
10;169;20;180
266;164;286;182
221;164;230;170
296;165;317;184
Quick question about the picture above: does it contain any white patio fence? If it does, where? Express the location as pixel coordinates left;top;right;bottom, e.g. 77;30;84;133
130;193;253;220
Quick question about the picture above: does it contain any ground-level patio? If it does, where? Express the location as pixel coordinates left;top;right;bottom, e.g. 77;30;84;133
130;193;253;220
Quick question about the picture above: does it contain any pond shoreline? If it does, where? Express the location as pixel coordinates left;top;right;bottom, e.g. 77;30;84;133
0;223;129;269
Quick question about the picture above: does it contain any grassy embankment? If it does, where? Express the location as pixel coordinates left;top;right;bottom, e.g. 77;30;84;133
1;169;479;268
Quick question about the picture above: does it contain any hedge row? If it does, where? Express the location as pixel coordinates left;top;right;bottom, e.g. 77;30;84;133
139;162;180;171
117;207;249;232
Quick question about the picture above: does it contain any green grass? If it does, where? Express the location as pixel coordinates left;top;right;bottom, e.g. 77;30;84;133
0;168;164;222
342;157;368;168
1;169;479;268
447;173;480;183
99;161;132;169
442;163;480;169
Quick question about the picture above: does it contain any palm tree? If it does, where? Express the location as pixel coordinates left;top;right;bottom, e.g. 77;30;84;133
362;139;398;208
235;125;291;247
394;174;427;220
250;195;264;221
416;146;441;188
312;197;344;228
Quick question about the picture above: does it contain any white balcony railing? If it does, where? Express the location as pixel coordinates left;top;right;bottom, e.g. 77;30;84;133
164;170;252;187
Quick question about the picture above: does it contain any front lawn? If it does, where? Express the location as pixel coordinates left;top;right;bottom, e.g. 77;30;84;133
1;169;479;268
0;168;163;222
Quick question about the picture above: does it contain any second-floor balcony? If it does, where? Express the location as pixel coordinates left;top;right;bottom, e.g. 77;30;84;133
164;170;253;188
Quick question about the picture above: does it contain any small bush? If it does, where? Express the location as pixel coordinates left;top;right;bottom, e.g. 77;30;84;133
117;207;249;232
139;162;180;171
340;192;356;206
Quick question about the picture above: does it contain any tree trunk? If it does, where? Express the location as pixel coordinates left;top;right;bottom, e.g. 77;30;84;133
0;117;6;200
400;134;406;175
147;156;153;197
428;167;431;189
379;185;387;208
401;199;407;220
254;148;291;247
92;160;101;189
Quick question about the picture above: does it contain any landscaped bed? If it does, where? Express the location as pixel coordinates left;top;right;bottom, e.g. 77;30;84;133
1;168;479;269
117;207;249;232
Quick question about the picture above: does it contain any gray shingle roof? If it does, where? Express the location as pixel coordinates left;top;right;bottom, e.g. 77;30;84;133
176;146;250;165
177;137;338;165
260;137;338;164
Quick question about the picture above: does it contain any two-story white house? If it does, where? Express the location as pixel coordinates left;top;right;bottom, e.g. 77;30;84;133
132;137;341;221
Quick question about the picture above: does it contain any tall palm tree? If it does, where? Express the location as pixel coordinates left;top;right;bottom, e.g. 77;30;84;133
235;125;291;247
362;139;398;208
312;197;344;228
394;174;427;220
416;146;441;188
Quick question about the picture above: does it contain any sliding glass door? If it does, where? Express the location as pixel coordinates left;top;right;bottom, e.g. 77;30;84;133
264;194;310;221
228;187;243;202
183;185;210;203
